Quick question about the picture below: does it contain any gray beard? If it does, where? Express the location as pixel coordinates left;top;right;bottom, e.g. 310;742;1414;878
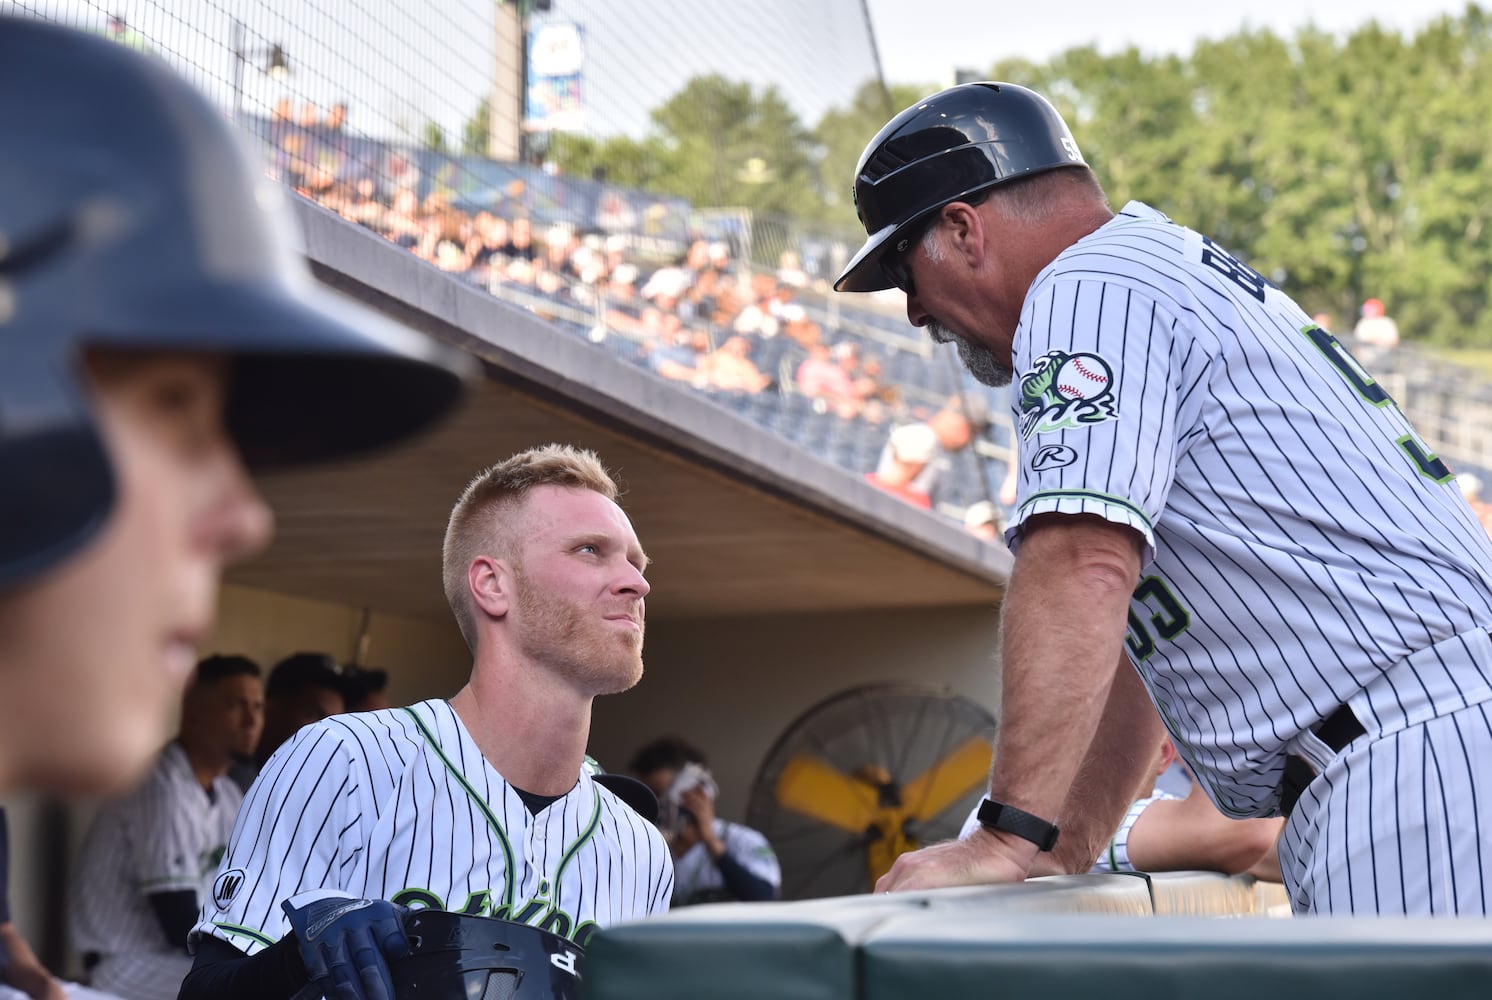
928;322;1013;388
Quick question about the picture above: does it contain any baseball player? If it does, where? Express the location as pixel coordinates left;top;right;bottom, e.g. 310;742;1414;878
0;16;465;798
630;738;781;906
837;81;1492;915
181;445;672;1000
68;657;263;1000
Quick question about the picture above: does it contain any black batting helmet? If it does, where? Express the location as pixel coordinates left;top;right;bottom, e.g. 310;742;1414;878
0;16;469;589
393;910;584;1000
834;82;1086;293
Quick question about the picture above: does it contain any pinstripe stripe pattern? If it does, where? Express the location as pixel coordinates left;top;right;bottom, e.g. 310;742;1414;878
68;744;241;1000
1006;202;1492;912
1280;700;1492;914
190;699;671;956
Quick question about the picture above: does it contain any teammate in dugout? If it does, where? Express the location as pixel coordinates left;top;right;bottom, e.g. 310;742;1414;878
181;445;673;1000
0;18;464;797
837;81;1492;915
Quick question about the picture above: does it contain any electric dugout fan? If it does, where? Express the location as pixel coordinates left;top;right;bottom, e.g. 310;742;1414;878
745;683;997;899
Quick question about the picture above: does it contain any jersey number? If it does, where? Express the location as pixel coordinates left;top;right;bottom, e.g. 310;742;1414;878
1125;576;1191;661
1303;326;1452;482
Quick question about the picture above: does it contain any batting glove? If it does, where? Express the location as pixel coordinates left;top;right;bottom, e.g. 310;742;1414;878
282;895;411;1000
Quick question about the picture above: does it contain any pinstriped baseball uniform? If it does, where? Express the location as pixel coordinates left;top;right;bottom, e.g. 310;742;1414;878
1009;200;1492;914
670;820;781;906
70;744;242;1000
190;699;671;958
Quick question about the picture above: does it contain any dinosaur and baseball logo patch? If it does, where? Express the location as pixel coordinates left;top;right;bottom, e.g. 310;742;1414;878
1017;350;1118;439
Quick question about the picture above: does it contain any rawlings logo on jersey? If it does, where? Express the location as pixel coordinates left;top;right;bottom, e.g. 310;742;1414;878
1017;350;1118;439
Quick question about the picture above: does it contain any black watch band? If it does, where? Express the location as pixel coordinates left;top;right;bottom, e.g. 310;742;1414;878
976;797;1060;852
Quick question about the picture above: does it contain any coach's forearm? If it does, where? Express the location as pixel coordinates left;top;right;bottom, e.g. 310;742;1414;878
989;514;1141;831
1049;660;1164;872
177;934;307;1000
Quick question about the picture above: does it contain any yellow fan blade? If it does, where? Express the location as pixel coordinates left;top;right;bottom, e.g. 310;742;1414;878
900;737;993;822
775;755;878;833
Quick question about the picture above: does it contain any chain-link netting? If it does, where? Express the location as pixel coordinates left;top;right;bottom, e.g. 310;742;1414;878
11;0;1017;525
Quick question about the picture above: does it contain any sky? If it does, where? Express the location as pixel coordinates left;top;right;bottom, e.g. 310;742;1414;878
868;0;1467;88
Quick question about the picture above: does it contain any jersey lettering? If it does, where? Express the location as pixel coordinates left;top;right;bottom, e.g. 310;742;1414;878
1303;325;1452;482
1199;236;1268;302
1125;576;1191;661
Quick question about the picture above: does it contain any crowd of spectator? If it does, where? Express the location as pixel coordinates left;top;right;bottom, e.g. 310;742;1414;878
258;117;1021;535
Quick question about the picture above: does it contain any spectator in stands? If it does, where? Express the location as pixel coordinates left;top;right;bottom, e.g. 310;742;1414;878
776;250;809;288
796;342;862;417
422;209;474;273
647;323;705;384
698;336;772;394
780;303;822;349
1311;311;1335;333
853;355;902;425
506;215;536;267
296;102;319;128
1353;297;1400;356
631;737;780;907
733;274;783;339
963;500;1003;541
867;395;988;508
70;657;264;1000
469;211;511;285
383;187;423;250
324;101;347;133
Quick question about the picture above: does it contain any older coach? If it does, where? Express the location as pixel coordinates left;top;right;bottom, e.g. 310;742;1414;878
837;81;1492;915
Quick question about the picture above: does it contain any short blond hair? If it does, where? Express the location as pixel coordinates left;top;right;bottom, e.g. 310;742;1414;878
442;444;619;650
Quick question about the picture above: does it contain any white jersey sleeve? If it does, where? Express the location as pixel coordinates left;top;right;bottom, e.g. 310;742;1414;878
190;723;369;955
1090;791;1182;873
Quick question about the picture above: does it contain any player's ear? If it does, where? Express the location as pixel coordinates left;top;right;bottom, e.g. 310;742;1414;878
467;555;511;620
944;201;985;269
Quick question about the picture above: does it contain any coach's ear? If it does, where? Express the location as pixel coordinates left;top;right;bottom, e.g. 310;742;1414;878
468;555;512;620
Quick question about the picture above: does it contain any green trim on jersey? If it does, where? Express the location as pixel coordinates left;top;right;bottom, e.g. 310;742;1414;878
402;705;517;909
212;921;275;948
1018;488;1154;529
552;787;603;890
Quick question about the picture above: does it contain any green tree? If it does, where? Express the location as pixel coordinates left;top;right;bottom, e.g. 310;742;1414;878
462;97;492;155
423;120;448;153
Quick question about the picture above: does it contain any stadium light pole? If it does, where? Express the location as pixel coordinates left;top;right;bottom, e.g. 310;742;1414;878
230;17;290;122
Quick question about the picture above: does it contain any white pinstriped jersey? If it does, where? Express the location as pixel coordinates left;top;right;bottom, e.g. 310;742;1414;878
671;820;780;906
70;743;242;1000
1009;201;1492;818
190;699;671;957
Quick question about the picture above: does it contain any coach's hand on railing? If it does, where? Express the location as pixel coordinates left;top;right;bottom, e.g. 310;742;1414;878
875;828;1034;894
282;894;411;1000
